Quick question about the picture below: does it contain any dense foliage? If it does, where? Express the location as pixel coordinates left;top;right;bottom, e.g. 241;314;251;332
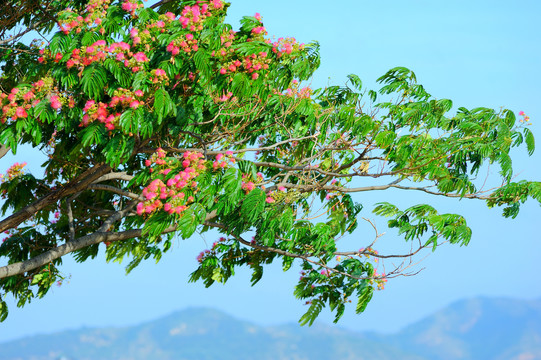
0;0;539;325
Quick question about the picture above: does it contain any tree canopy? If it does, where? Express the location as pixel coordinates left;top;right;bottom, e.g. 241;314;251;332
0;0;539;325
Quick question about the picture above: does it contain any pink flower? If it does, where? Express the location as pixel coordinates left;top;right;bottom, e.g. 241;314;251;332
320;269;331;277
219;68;227;75
133;52;149;62
210;0;223;9
278;186;286;192
83;100;95;111
254;13;262;21
155;68;166;76
50;96;62;110
134;90;144;97
15;107;27;119
225;151;233;156
265;196;275;204
252;26;265;34
519;111;525;116
22;91;35;101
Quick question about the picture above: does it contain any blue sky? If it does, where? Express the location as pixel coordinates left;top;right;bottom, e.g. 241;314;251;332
0;0;540;342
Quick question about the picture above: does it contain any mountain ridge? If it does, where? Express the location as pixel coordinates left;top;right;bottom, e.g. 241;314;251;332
1;297;540;360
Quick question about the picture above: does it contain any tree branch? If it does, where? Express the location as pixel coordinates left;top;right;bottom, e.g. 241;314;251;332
0;144;10;160
0;163;111;233
93;172;134;183
88;184;144;201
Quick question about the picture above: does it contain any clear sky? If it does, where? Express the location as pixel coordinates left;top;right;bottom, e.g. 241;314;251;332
1;0;540;342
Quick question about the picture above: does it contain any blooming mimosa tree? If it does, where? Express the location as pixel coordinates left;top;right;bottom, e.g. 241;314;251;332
0;0;539;325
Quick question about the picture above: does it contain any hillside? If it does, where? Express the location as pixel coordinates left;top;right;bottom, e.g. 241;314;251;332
1;297;540;360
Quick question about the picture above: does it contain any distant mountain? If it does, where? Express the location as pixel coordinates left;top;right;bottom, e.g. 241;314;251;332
1;297;540;360
385;297;541;360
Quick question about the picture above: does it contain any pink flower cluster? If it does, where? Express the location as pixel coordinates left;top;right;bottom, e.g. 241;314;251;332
121;0;143;16
64;39;147;74
251;26;266;35
217;51;271;80
149;68;169;84
320;269;331;277
212;151;234;170
196;236;226;263
216;91;233;103
372;271;387;290
1;162;27;183
57;0;110;34
81;87;147;129
0;78;70;124
271;37;304;57
359;247;379;263
110;88;144;109
282;80;312;99
137;151;206;216
82;100;118;130
249;12;267;37
179;0;224;31
219;29;236;48
519;111;531;125
240;171;276;204
166;33;199;56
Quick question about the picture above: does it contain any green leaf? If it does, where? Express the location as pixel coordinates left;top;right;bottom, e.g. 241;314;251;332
0;299;8;322
241;188;266;223
232;72;249;97
347;74;362;91
79;123;105;147
299;299;325;326
154;87;173;122
355;285;374;314
81;65;107;100
524;128;535;156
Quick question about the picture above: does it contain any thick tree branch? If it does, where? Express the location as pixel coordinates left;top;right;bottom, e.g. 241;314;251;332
0;163;111;233
88;184;144;201
0;208;219;279
0;144;10;160
0;229;144;279
93;172;134;183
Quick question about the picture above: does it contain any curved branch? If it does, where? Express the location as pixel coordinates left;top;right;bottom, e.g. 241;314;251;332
203;221;406;281
0;208;219;279
0;144;10;160
0;163;111;233
0;228;147;279
279;182;491;199
93;172;134;183
88;184;144;201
